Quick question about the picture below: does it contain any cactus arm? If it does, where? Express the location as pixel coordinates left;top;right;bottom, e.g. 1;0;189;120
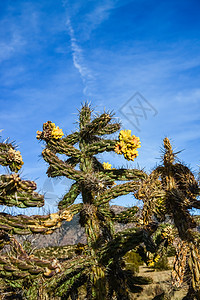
58;182;81;209
80;113;111;137
112;206;139;224
99;226;157;265
62;131;80;145
0;239;62;280
55;271;87;298
134;172;166;224
42;149;83;180
0;204;82;234
96;122;121;135
188;199;200;209
95;181;139;206
46;256;93;296
96;181;141;206
47;139;81;158
0;174;44;208
0;191;44;208
79;103;92;127
100;168;147;181
0;255;60;280
65;156;80;168
85;139;117;156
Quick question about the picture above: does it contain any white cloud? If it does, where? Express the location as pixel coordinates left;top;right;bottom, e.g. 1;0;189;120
65;17;95;96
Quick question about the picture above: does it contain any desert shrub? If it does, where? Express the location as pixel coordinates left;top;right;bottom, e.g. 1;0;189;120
123;250;143;274
154;254;170;271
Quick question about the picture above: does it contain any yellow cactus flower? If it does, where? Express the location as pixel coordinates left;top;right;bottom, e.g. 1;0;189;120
129;135;141;148
124;149;138;161
51;126;64;139
115;129;141;161
114;140;127;154
119;129;132;142
103;162;112;170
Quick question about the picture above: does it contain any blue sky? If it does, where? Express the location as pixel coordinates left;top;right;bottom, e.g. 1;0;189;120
0;0;200;214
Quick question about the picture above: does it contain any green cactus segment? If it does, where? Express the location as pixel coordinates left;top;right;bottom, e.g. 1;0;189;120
62;131;80;145
47;257;92;296
0;204;82;235
79;103;92;128
47;139;81;158
43;149;82;180
0;254;61;280
58;182;81;209
80;113;111;137
55;271;87;297
85;139;117;155
0;191;44;208
101;168;147;181
96;181;141;206
96;122;121;135
0;174;44;208
112;206;139;223
99;226;156;265
0;174;36;193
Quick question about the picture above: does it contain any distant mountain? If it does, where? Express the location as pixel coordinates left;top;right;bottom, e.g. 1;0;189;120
16;205;136;249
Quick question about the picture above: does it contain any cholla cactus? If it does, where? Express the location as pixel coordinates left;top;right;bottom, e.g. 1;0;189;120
134;137;200;299
0;104;157;300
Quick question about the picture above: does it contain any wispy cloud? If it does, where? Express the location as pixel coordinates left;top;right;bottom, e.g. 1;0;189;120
65;17;95;96
63;1;118;97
